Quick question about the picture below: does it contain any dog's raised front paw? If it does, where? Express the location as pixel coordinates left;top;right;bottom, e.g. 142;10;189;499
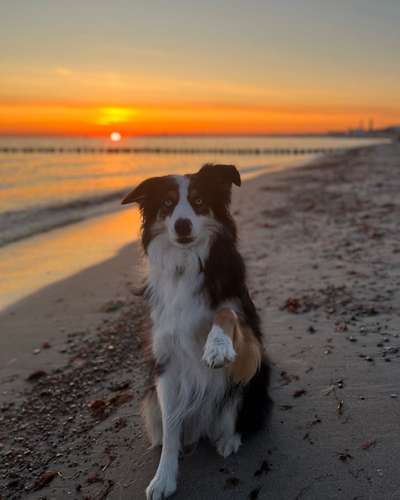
146;473;177;500
202;325;236;369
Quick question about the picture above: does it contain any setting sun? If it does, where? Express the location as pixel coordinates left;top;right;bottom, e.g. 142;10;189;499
110;131;122;142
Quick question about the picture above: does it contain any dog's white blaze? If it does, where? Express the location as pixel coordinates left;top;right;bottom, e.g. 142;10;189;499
164;176;202;245
170;176;194;223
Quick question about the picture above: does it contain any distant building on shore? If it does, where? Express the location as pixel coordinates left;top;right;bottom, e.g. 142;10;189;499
328;121;400;139
368;118;374;132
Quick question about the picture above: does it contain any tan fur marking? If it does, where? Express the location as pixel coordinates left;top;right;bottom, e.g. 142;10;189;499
213;308;262;383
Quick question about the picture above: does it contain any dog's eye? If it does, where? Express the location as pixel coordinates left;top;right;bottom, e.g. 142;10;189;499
194;197;203;206
163;199;173;208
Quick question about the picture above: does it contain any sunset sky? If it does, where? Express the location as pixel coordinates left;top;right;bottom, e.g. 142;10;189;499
1;0;399;136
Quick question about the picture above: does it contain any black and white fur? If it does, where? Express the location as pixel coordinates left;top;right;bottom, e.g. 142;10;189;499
122;164;271;500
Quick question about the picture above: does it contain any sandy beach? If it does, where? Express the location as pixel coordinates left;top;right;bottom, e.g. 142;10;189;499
1;143;400;500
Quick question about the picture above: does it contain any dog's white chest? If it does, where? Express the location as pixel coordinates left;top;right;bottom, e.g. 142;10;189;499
146;235;231;431
148;242;213;362
152;281;212;360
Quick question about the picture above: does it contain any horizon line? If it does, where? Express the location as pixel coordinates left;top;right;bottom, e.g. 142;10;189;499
0;131;386;139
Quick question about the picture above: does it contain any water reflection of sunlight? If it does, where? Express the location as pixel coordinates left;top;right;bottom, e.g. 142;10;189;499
0;207;141;311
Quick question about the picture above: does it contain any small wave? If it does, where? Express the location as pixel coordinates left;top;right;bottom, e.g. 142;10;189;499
239;164;274;174
0;189;128;247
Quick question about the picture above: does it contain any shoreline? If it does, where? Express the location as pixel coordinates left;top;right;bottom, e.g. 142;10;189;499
0;153;320;311
1;143;399;499
0;242;143;393
0;208;142;312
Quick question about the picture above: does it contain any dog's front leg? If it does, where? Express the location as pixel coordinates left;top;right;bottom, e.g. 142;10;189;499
146;371;181;500
202;308;237;369
203;307;262;384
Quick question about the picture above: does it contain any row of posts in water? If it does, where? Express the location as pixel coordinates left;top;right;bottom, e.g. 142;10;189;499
0;147;341;155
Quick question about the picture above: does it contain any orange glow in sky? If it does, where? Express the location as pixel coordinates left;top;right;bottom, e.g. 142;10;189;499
1;101;398;136
0;2;399;136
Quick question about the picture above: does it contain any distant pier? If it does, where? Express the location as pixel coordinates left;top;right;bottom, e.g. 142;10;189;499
0;146;341;155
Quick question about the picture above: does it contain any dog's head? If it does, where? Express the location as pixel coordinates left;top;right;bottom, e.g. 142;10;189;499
122;164;241;252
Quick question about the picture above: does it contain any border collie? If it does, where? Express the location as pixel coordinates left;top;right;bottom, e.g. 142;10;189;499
122;164;271;500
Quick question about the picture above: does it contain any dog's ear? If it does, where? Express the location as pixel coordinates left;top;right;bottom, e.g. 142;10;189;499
197;164;241;187
121;177;165;205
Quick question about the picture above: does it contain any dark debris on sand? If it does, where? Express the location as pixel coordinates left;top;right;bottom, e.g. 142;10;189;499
0;295;149;499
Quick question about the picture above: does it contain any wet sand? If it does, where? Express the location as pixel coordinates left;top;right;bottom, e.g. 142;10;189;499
1;143;400;499
0;207;142;311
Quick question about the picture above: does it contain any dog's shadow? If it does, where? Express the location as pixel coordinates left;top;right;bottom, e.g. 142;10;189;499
171;429;274;500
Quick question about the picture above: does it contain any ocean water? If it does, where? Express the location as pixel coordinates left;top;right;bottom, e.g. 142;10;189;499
0;135;385;248
0;135;387;310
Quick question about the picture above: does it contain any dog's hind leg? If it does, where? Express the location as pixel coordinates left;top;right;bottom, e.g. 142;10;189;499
142;387;162;447
209;397;242;458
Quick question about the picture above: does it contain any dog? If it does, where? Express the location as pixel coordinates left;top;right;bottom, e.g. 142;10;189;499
122;164;272;500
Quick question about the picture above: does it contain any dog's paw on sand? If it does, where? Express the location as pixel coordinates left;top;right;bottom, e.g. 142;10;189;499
202;326;236;368
216;433;242;458
146;473;177;500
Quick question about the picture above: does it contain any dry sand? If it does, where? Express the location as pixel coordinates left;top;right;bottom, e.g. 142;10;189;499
1;143;400;500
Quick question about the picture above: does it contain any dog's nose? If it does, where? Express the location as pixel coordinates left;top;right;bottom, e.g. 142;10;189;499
174;218;192;237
